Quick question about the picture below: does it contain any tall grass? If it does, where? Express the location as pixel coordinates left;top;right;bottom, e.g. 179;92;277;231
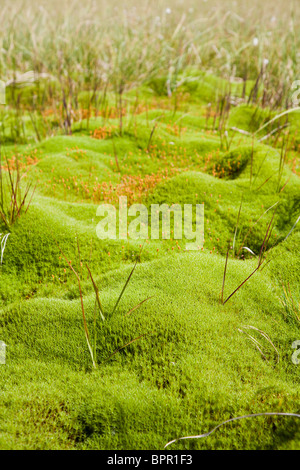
0;146;36;228
0;0;299;140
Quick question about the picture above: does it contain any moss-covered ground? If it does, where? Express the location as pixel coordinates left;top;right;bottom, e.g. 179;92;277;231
0;73;299;449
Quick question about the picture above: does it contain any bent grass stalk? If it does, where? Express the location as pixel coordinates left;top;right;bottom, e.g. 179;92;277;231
280;282;300;324
164;413;300;448
222;206;278;305
238;325;279;363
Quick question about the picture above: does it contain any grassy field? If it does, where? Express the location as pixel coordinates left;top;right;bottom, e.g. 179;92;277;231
0;0;299;450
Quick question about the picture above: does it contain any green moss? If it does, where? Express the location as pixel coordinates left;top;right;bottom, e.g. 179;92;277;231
0;72;299;450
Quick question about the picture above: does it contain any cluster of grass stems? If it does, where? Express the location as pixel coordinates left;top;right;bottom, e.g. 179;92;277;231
0;0;299;143
280;281;300;325
221;200;299;306
54;238;152;368
0;144;36;228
